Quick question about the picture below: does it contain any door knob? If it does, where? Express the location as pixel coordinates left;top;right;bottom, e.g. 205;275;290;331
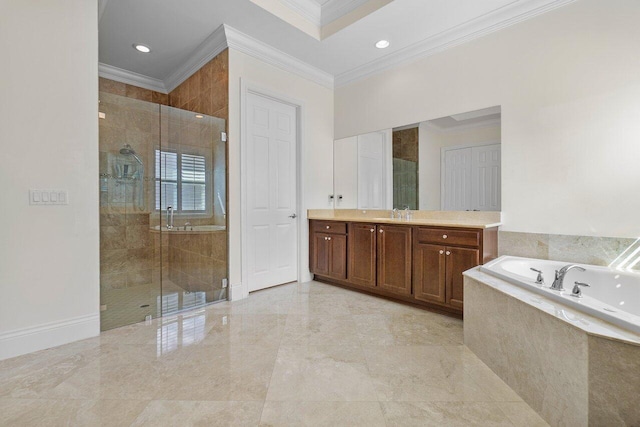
289;213;297;218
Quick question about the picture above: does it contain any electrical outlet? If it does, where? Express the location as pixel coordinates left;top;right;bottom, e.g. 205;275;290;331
222;278;228;288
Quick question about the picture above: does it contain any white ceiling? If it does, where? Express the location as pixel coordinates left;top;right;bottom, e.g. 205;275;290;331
99;0;574;89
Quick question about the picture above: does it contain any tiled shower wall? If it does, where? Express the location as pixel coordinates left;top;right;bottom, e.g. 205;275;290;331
167;231;227;298
392;127;418;162
168;49;229;227
168;49;228;123
499;231;640;270
100;213;153;290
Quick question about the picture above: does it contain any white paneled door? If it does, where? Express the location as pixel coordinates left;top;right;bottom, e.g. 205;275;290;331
443;147;472;211
472;144;501;211
442;144;501;211
246;93;298;292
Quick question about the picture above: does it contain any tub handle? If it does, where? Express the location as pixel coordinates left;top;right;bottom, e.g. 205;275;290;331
530;268;544;285
571;281;590;298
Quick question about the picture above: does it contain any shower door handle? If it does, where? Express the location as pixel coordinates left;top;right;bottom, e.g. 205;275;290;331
288;214;297;219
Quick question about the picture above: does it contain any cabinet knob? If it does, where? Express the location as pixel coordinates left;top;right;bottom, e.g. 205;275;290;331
328;237;332;241
324;237;328;241
442;234;448;239
379;229;384;233
439;250;444;255
370;228;375;233
446;251;451;256
326;225;330;229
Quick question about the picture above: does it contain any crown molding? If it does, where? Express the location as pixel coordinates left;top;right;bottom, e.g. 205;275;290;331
98;63;167;93
321;0;369;25
335;0;577;87
224;24;334;89
163;25;227;92
281;0;322;27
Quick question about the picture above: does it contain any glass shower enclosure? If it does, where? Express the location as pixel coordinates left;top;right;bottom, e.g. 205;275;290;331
99;92;227;331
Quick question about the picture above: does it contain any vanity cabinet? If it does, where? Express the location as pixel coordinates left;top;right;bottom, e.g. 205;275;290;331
413;227;487;311
377;225;412;296
413;244;478;309
309;219;497;316
347;223;412;295
310;221;347;280
347;223;377;288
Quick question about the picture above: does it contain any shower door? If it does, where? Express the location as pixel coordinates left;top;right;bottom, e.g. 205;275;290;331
99;92;162;330
99;92;228;330
158;105;228;315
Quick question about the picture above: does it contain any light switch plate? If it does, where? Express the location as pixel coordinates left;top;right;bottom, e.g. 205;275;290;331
30;189;69;205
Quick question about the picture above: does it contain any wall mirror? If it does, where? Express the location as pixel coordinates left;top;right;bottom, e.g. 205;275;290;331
333;106;501;212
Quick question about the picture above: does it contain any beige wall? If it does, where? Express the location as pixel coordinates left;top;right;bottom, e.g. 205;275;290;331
335;0;640;238
228;49;334;296
0;0;99;358
419;123;501;210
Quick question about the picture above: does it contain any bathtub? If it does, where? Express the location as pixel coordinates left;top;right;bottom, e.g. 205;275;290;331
151;225;226;233
480;256;640;335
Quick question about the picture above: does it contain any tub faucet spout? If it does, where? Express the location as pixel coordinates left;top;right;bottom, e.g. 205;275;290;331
550;264;586;291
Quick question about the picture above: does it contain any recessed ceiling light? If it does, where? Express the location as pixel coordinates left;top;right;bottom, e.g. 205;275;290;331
375;40;390;49
133;44;151;53
195;114;204;119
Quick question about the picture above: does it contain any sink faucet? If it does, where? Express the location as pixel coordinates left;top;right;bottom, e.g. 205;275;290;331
550;264;586;291
403;206;412;220
166;206;174;230
391;208;399;219
184;222;192;231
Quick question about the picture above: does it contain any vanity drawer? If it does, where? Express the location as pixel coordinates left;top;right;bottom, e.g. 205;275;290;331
312;221;347;234
415;227;480;247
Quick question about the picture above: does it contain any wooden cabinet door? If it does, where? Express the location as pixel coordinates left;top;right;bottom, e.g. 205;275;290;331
348;223;377;288
311;233;330;276
377;225;412;296
445;246;479;309
413;243;446;304
328;234;347;280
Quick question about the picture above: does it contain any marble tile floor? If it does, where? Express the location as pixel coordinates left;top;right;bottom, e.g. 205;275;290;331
0;281;548;426
100;279;215;331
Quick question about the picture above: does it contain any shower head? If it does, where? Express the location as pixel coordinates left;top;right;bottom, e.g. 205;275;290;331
119;144;143;165
119;144;136;155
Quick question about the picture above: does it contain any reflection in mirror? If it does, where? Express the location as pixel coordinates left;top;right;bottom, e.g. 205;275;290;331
416;106;501;211
332;106;502;212
392;125;419;210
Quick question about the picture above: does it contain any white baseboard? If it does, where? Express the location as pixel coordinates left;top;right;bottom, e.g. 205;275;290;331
300;271;313;283
228;282;246;301
0;313;100;361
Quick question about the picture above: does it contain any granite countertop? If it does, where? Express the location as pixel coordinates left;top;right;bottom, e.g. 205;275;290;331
307;211;501;229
